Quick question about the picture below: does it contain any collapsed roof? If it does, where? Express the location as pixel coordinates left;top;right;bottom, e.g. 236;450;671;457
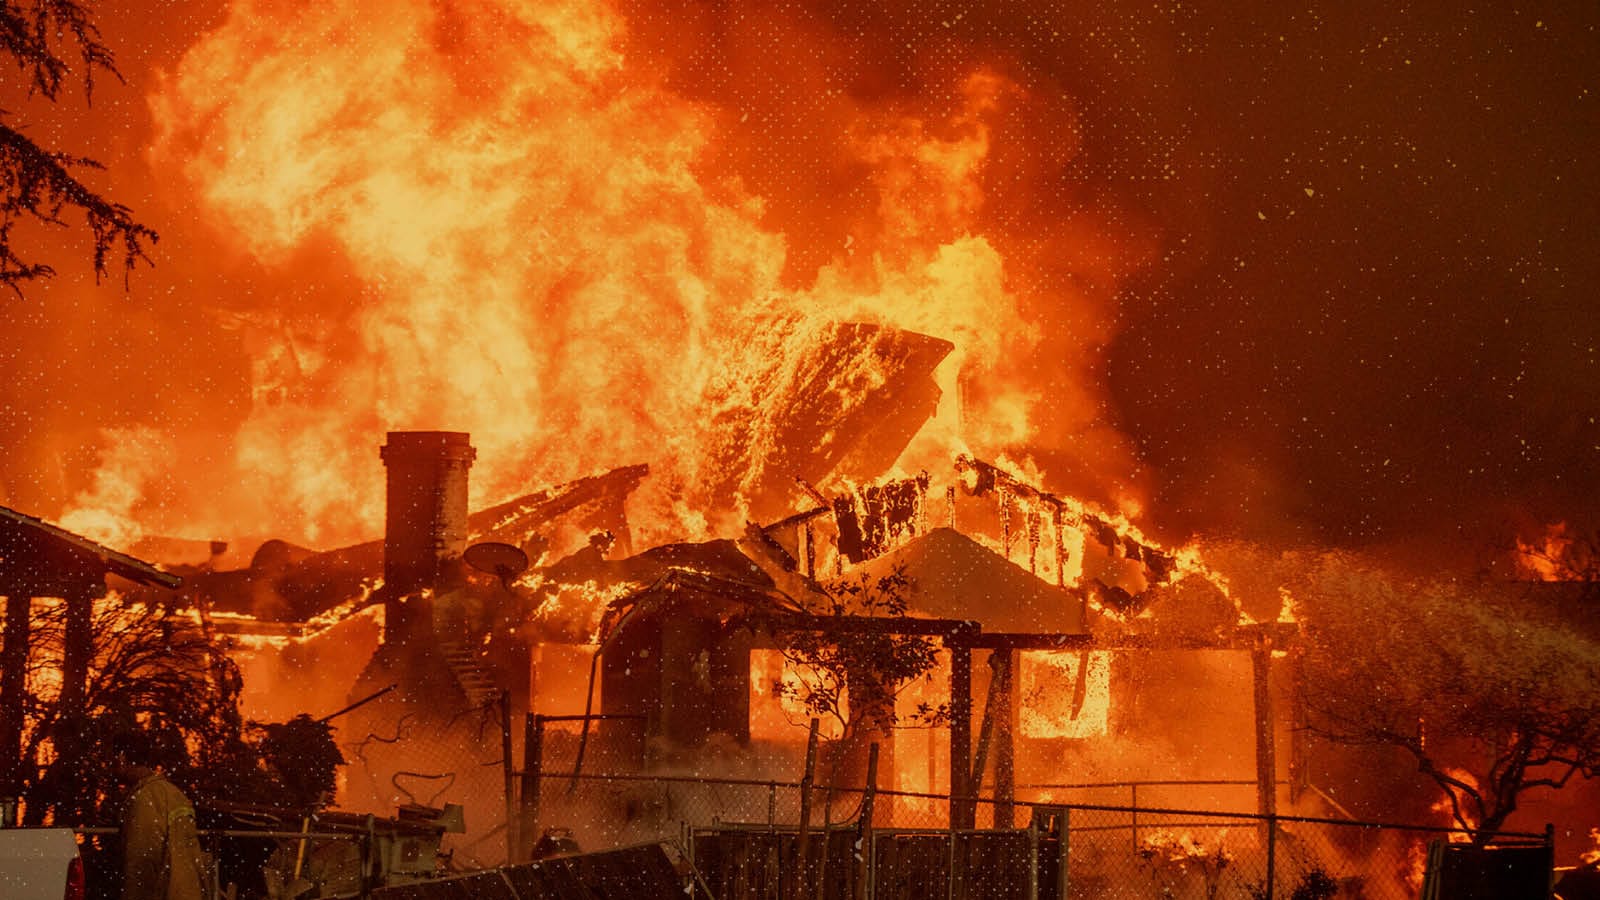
138;464;650;622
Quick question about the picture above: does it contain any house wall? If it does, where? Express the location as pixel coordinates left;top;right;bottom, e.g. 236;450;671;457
658;614;751;746
600;601;753;750
599;618;661;733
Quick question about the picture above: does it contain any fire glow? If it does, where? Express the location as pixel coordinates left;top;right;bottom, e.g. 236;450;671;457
1516;522;1595;582
1018;650;1111;740
43;0;1212;767
37;0;1150;553
4;0;1599;888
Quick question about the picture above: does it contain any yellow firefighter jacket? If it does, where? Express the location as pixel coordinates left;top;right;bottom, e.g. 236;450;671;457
120;772;206;900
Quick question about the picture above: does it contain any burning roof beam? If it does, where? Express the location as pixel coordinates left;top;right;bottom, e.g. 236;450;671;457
704;323;953;522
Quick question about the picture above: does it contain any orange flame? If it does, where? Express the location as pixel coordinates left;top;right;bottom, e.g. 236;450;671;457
57;426;175;549
1515;522;1594;581
121;0;1150;550
1018;650;1110;739
1428;766;1481;841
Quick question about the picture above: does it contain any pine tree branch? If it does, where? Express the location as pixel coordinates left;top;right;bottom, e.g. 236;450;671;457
0;121;157;290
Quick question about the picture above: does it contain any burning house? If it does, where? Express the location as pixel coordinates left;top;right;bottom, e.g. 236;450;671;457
97;306;1302;865
5;0;1599;892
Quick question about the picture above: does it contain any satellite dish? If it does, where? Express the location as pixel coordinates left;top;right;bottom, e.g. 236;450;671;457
463;542;530;587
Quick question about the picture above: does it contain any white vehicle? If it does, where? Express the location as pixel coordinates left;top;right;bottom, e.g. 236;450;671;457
0;827;84;900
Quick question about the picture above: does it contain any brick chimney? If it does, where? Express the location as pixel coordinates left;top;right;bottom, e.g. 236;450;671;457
380;431;475;647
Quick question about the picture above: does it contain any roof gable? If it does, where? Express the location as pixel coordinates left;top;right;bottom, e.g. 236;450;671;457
0;504;181;590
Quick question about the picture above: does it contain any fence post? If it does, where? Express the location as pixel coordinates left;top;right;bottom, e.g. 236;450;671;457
796;719;819;900
766;797;781;900
1265;812;1277;900
816;787;835;900
363;813;376;896
950;646;975;830
1546;823;1557;898
1057;807;1070;900
1252;637;1278;824
1026;814;1039;900
1129;783;1139;854
859;743;879;900
518;714;543;861
500;689;515;866
946;796;959;900
995;649;1016;829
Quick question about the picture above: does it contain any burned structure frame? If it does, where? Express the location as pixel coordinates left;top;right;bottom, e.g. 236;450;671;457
0;504;182;812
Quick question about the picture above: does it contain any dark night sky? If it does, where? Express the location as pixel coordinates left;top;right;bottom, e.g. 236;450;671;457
621;0;1600;554
1101;2;1600;552
2;0;1596;561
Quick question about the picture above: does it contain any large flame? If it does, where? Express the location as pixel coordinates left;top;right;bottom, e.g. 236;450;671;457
44;0;1154;550
57;426;175;548
1019;650;1111;739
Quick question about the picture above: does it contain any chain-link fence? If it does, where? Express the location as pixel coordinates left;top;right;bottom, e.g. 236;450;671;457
1050;803;1384;900
56;768;1551;900
511;754;1550;900
485;714;1559;900
1023;803;1549;900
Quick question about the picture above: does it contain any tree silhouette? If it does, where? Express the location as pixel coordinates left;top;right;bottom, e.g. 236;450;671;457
768;566;945;789
18;598;247;824
2;0;156;292
1289;552;1600;842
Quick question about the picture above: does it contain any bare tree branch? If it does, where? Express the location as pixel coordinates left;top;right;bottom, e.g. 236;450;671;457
1277;549;1600;843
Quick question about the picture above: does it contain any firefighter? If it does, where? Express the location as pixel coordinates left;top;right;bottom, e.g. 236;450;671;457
113;733;206;900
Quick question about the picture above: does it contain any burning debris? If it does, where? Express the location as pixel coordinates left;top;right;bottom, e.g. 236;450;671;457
114;413;1275;841
0;424;1590;900
8;379;1596;894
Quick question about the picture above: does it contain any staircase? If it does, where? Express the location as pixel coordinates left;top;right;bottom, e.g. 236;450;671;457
439;641;501;708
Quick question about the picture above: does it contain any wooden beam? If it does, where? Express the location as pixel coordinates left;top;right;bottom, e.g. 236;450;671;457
762;614;981;639
954;455;1069;513
59;578;103;726
0;506;181;589
953;632;1092;650
994;650;1017;829
1287;649;1309;804
0;593;30;801
1252;637;1277;822
969;655;1004;798
763;505;832;532
948;623;1298;651
517;714;543;861
949;646;974;830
